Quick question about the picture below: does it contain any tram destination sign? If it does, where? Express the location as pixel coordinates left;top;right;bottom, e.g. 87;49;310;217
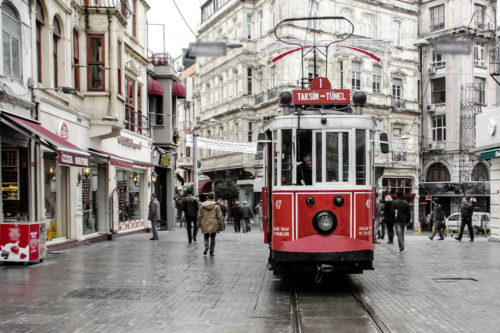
292;89;350;105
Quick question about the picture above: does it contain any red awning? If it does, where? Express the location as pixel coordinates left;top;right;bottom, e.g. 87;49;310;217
89;148;133;169
1;112;90;167
148;79;164;96
172;82;186;99
198;180;212;194
134;160;155;168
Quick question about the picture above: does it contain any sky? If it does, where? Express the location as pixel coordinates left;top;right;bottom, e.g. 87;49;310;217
147;0;201;59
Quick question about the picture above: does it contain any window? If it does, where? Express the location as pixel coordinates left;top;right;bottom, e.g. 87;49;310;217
431;77;446;103
36;2;44;83
308;1;319;29
258;10;263;37
271;1;276;29
355;130;365;185
474;41;485;66
426;163;450;182
432;115;446;141
2;3;20;79
392;78;403;100
352;61;361;90
137;83;143;134
339;61;344;88
392;128;402;152
207;84;211;105
341;9;351;34
431;50;446;66
117;41;122;95
471;162;489;181
53;18;61;87
248;122;253;142
382;178;413;194
308;64;316;81
474;77;485;104
125;76;135;131
87;34;105;91
393;21;401;46
373;65;381;93
73;29;80;91
258;72;264;94
233;69;238;97
362;14;373;38
233;19;237;40
219;76;223;102
430;5;444;31
247;68;252;94
474;4;486;29
132;0;137;37
234;121;239;141
272;66;277;88
247;14;252;39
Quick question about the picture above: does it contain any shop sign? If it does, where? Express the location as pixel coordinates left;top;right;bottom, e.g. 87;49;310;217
480;147;500;160
58;151;90;167
160;154;171;167
292;89;350;105
57;121;69;141
117;136;142;149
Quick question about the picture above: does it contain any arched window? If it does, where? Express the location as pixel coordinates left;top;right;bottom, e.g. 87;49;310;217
53;18;61;87
426;163;450;182
471;162;489;181
73;29;80;91
2;2;21;79
36;1;44;83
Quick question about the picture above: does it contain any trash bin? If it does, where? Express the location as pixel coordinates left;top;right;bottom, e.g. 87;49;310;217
0;222;47;263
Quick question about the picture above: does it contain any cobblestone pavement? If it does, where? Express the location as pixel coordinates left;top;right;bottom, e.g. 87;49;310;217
1;225;500;332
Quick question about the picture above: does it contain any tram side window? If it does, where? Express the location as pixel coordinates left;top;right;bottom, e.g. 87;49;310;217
273;130;277;186
342;132;349;182
297;130;313;185
356;129;366;185
326;132;339;182
315;132;322;183
281;129;293;185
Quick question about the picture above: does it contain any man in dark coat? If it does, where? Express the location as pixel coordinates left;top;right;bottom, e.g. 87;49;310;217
297;154;312;185
456;197;474;241
148;194;160;240
384;195;395;244
429;198;445;241
231;201;242;233
240;201;253;233
182;188;199;243
391;192;411;252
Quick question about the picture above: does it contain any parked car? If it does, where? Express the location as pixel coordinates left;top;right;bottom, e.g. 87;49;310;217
445;212;490;235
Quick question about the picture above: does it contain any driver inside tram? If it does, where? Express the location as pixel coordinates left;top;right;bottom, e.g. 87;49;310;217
297;153;313;185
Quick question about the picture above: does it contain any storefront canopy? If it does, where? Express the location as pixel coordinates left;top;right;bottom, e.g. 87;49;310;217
0;112;90;167
89;148;154;169
172;82;186;99
147;79;164;96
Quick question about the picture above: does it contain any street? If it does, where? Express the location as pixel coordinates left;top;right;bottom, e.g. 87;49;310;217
1;224;500;332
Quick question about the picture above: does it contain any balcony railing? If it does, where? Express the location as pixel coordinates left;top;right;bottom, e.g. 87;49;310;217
391;98;406;109
392;152;407;162
255;93;264;104
82;0;131;20
267;88;278;100
148;53;173;67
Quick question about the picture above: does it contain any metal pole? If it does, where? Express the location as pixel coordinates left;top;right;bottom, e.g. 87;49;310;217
193;126;198;196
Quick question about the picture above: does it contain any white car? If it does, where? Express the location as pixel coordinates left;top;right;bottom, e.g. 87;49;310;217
445;212;490;235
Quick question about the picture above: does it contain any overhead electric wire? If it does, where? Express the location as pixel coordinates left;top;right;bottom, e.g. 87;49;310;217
172;0;197;38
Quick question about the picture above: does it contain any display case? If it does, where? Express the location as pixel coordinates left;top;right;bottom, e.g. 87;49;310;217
1;150;19;201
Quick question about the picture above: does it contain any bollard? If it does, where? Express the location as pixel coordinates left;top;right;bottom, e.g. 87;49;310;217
418;225;421;235
432;226;435;233
445;226;448;237
484;228;487;237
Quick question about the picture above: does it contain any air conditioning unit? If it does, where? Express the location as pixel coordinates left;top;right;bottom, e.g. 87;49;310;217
428;66;436;74
487;22;495;31
428;142;445;150
427;104;436;112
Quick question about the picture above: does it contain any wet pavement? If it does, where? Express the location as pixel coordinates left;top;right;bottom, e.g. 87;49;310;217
1;224;500;332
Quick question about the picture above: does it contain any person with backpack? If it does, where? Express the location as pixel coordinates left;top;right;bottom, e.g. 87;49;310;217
429;198;445;241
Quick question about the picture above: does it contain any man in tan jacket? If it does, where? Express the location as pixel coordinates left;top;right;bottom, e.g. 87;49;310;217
197;192;224;256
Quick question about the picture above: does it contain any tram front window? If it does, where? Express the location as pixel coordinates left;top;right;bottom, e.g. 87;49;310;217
281;129;293;185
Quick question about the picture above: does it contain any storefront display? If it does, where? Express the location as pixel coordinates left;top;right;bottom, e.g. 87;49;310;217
1;145;29;222
116;170;144;231
0;222;46;263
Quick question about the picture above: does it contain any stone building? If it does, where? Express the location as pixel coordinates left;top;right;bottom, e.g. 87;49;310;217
195;0;421;217
418;0;495;221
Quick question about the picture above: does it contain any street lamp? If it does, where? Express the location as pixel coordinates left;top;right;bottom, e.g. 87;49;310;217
192;117;217;196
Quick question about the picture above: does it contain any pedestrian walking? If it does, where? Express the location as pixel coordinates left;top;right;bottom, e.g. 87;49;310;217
182;188;199;243
231;201;242;232
255;201;264;232
240;201;253;233
217;199;227;229
197;192;224;256
175;197;183;227
429;198;445;241
374;193;383;242
456;197;474;242
148;193;160;240
391;192;411;252
384;195;395;244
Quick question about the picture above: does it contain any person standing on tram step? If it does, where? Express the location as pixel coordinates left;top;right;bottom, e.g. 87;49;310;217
231;201;242;233
391;191;411;252
374;193;383;243
197;192;224;256
255;201;264;232
456;197;474;242
384;195;395;244
429;198;445;241
240;201;253;233
148;193;160;240
182;188;199;243
297;153;313;185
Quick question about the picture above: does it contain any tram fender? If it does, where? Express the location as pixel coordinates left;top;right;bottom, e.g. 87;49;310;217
275;234;374;253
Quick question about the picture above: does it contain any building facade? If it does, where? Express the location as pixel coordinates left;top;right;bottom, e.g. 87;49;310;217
195;0;421;217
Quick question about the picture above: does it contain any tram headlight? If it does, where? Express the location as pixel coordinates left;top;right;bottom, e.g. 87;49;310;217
312;210;337;235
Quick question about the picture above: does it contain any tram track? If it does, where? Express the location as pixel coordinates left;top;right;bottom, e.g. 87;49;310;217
288;274;385;333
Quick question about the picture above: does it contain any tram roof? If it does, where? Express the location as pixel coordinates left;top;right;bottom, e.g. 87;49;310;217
263;114;376;131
